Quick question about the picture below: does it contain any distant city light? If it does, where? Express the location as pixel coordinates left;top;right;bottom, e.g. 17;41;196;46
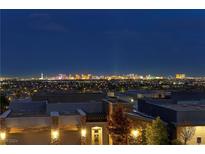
176;74;186;79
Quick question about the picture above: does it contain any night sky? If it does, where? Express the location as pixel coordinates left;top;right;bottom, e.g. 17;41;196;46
1;10;205;77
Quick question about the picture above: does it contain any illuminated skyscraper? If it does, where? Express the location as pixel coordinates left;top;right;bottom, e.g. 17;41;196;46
40;73;44;80
176;74;186;79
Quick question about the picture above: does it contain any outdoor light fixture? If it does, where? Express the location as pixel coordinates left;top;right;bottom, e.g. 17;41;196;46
0;131;6;141
131;129;139;138
81;128;86;137
51;129;59;140
130;98;134;102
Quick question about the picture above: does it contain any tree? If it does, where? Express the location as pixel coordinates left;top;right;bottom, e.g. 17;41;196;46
141;128;147;145
129;128;146;145
0;95;9;114
178;126;196;145
107;105;132;145
171;139;183;145
145;117;169;145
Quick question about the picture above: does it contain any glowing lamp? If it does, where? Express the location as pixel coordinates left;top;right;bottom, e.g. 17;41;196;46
131;129;139;138
0;131;6;141
81;129;86;137
51;129;59;140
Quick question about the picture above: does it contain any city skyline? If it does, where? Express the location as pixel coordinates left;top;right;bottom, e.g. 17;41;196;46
1;9;205;77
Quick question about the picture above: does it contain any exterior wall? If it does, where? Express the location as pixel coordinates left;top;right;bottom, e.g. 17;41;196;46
6;130;81;145
59;115;80;130
177;126;205;145
2;115;109;145
3;115;82;145
85;122;109;145
5;117;50;129
7;130;50;145
60;130;81;144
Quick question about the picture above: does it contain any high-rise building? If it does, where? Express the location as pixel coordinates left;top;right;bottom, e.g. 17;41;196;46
40;73;44;80
176;74;186;79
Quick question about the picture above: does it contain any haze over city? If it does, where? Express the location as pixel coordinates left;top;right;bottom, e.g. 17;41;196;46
1;10;205;77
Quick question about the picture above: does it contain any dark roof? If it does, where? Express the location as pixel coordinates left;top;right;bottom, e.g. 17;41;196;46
143;98;205;112
32;92;106;103
8;112;48;118
173;121;205;126
157;102;205;112
171;91;205;101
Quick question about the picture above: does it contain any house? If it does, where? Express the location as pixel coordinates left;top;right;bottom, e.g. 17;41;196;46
0;92;109;145
127;90;205;145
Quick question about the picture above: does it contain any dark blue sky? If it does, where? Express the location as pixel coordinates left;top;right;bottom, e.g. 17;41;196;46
1;10;205;77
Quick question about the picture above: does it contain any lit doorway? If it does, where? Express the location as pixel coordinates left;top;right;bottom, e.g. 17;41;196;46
91;127;103;145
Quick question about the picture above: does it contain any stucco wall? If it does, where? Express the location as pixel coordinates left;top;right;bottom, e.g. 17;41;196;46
59;115;80;129
177;126;205;145
5;117;50;128
6;130;81;145
7;131;50;145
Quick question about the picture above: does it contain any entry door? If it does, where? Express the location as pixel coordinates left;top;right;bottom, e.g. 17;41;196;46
91;127;102;145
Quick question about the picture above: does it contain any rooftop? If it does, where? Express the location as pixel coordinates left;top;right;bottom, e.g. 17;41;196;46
143;98;205;112
171;91;205;101
32;92;106;103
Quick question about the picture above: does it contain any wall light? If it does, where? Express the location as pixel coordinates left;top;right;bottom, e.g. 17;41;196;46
131;129;139;138
0;131;6;141
51;129;59;140
81;128;86;137
130;98;134;103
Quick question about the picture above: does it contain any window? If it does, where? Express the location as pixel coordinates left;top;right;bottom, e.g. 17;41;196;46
197;137;202;144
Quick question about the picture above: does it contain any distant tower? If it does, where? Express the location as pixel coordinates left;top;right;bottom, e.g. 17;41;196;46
40;73;44;80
